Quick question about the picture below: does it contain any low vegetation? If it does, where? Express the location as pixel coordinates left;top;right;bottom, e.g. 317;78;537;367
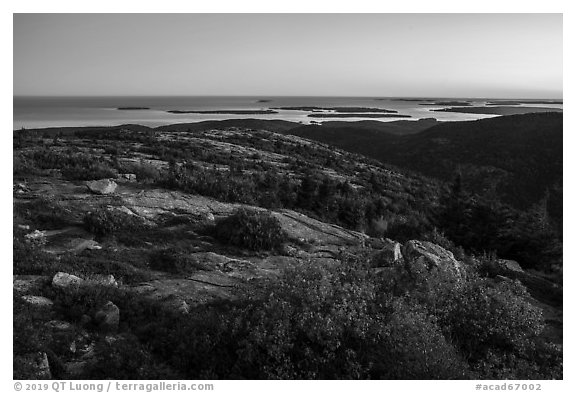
13;119;562;380
214;209;285;251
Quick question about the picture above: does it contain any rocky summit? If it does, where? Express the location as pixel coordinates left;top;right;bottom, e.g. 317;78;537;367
13;121;562;380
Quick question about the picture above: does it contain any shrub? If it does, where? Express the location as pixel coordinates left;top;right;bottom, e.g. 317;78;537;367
14;197;72;229
13;230;59;275
214;209;285;251
83;208;147;238
84;335;181;379
370;299;472;379
410;273;546;366
49;284;121;325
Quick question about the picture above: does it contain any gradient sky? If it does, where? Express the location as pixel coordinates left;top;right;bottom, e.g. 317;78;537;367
13;13;563;98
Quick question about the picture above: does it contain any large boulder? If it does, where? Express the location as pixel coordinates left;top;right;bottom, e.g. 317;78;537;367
370;239;403;267
52;272;84;289
94;301;120;332
86;179;117;195
402;240;465;281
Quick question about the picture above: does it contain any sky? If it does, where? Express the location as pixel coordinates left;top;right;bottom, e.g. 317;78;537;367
13;13;563;98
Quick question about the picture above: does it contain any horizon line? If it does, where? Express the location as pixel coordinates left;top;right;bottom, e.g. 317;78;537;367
13;94;564;100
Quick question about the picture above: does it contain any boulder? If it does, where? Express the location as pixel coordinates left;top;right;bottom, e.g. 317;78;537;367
86;179;117;195
370;239;403;267
21;295;54;308
402;240;465;281
94;301;120;332
25;230;47;246
52;272;84;289
497;259;524;273
14;352;51;379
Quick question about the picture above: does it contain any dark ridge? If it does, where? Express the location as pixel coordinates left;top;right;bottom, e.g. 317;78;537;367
286;112;562;217
13;124;155;136
316;118;439;135
154;119;302;133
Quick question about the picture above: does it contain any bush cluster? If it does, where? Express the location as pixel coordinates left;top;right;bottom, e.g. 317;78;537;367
83;208;147;238
214;209;285;251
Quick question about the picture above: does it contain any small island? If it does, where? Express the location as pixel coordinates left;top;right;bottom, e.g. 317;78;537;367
432;106;563;115
308;113;411;119
388;98;436;102
167;109;279;115
420;101;472;106
272;106;398;113
117;107;150;110
486;100;563;106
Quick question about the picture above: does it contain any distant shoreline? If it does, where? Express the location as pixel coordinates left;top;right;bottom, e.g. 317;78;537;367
307;113;411;119
167;109;279;115
433;106;563;115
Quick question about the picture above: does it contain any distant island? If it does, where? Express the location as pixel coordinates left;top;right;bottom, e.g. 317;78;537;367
387;98;435;102
432;106;563;115
117;107;150;110
486;100;563;106
272;106;398;113
308;113;411;118
256;99;272;103
167;109;279;115
420;101;472;106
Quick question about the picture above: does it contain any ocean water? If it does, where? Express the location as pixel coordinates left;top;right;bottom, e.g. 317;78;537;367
13;96;563;130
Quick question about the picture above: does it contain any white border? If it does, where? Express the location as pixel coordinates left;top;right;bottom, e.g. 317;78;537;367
3;3;572;391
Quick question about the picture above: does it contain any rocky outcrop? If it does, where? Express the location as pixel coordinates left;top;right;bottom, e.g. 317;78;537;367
370;239;403;267
86;179;117;195
272;209;368;246
120;189;237;221
52;272;118;290
402;240;465;281
94;301;120;332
